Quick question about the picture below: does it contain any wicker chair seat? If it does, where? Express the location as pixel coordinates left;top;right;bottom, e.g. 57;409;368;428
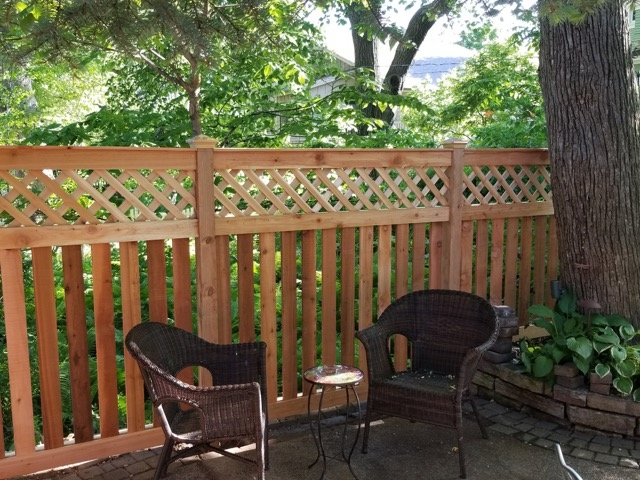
369;370;458;426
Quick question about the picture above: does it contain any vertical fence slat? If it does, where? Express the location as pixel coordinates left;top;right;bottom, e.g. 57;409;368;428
147;240;168;323
518;217;534;323
216;236;232;343
412;224;426;291
358;226;374;373
237;234;255;342
504;218;520;309
490;219;505;305
533;216;548;306
394;224;409;370
340;228;356;367
321;229;337;366
460;220;474;292
171;238;193;334
1;249;36;455
259;232;278;404
280;231;298;400
377;225;392;314
120;241;145;432
429;223;443;288
32;247;64;449
475;220;489;298
301;230;317;373
62;245;93;443
90;243;119;438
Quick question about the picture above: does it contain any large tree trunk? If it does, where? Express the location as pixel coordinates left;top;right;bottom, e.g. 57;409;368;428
345;1;445;132
538;0;640;325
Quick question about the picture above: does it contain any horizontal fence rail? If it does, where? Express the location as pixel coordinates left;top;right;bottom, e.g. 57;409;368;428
0;144;555;478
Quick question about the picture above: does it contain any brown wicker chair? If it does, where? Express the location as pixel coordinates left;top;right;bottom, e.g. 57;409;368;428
356;289;499;479
125;322;268;480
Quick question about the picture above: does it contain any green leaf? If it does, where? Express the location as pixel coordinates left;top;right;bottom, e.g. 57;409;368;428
593;327;620;346
573;356;590;375
614;359;636;378
612;377;633;396
592;341;611;354
532;318;555;335
532;355;554;378
528;304;554;318
606;314;632;327
619;324;636;342
594;363;610;378
633;389;640;402
566;336;592;359
611;345;627;363
556;290;577;315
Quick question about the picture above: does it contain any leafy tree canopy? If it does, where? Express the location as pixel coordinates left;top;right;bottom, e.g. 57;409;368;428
403;28;546;148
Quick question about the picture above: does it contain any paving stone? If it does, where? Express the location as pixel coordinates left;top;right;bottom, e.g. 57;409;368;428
527;427;552;438
594;453;621;465
513;422;535;433
125;460;153;475
589;443;611;454
570;448;595;461
571;430;595;442
503;411;529;422
533;438;555;449
592;435;612;446
77;466;106;479
488;424;519;435
131;449;157;461
629;449;640;460
569;438;589;449
110;454;136;468
102;469;130;480
534;420;560;430
612;438;636;450
611;448;631;457
516;432;537;444
548;432;572;444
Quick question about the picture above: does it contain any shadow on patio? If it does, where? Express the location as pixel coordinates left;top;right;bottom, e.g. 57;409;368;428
16;398;640;480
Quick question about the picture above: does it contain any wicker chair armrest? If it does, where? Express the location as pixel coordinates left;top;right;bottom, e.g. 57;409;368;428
356;324;396;380
156;381;263;441
456;328;500;396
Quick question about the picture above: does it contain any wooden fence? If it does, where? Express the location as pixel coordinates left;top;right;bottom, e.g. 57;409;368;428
0;140;555;477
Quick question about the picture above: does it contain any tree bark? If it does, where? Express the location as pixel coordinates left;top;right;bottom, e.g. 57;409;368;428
345;1;447;131
538;0;640;325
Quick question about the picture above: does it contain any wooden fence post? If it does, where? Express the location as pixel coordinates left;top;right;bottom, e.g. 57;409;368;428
188;135;218;385
441;138;468;290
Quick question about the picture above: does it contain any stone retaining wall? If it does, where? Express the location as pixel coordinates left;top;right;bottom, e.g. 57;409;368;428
476;305;640;439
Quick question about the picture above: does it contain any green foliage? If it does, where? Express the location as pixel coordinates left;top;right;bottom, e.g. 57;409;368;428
519;289;640;400
539;0;609;24
403;38;546;148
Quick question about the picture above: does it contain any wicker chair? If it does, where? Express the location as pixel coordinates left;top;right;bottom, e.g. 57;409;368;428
356;289;499;479
125;322;268;480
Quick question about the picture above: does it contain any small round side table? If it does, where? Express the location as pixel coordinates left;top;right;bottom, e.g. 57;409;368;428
303;364;364;480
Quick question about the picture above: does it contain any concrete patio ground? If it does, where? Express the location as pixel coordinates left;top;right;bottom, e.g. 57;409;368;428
15;397;640;480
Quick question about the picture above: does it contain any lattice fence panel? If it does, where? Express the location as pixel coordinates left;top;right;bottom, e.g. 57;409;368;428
214;166;450;217
463;165;551;205
0;168;196;227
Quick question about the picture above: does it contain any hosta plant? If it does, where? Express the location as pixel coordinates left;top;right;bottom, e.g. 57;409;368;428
519;289;640;401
